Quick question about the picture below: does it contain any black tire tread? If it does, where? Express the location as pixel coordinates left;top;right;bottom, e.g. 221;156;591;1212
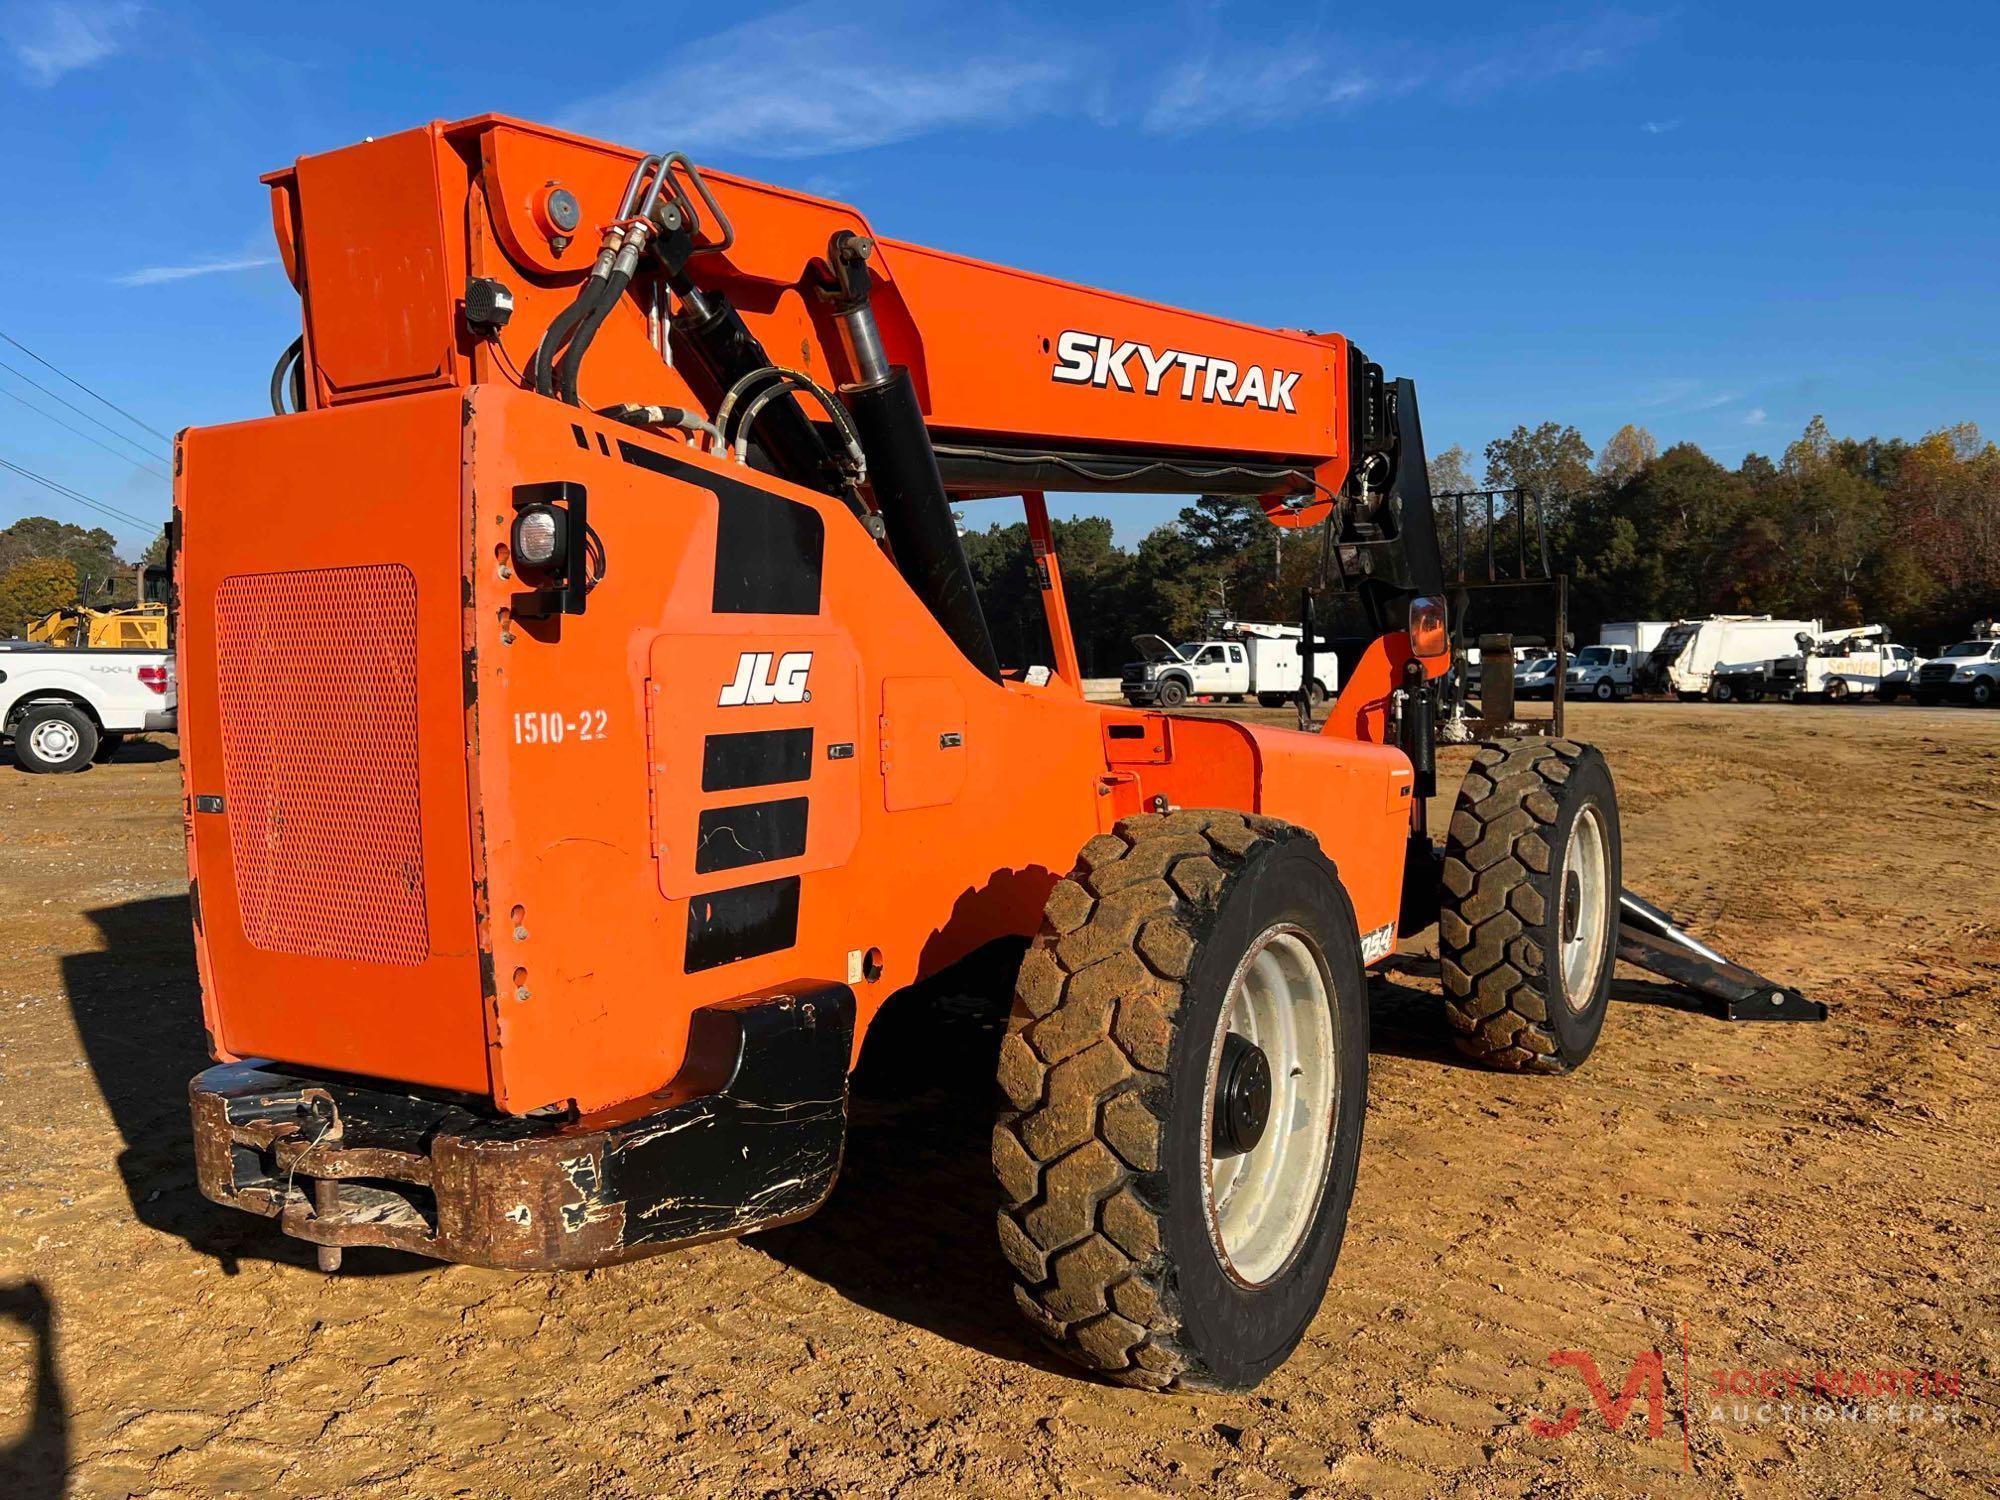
993;808;1288;1389
1437;739;1587;1074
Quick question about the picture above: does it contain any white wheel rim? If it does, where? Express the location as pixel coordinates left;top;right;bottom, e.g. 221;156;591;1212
1202;925;1338;1287
29;719;80;762
1558;806;1610;1012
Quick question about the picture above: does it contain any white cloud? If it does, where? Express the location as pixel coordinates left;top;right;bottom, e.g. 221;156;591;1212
1641;117;1681;134
567;4;1665;158
1142;44;1393;134
1140;12;1659;135
1628;378;1743;415
564;3;1079;160
1744;407;1768;425
113;255;275;288
4;0;141;85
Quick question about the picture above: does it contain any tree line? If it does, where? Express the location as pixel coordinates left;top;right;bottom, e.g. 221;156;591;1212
960;414;1998;675
5;411;1992;655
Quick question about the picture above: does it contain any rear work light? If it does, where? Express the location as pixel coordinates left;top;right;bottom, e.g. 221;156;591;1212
1408;596;1450;660
138;665;169;695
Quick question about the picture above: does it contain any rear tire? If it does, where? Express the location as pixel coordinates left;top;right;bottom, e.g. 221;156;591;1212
12;704;98;773
995;811;1368;1391
1439;740;1621;1074
1256;692;1288;708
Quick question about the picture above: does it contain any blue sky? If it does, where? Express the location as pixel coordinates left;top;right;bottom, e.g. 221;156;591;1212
1;0;1994;554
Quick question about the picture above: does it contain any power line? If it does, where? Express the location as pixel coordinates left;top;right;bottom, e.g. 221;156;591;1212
0;383;171;481
0;356;166;468
0;454;156;532
0;330;171;444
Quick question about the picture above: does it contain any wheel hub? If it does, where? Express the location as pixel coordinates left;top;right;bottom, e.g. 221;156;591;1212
30;719;79;761
1203;925;1339;1287
1211;1033;1271;1159
1556;805;1610;1013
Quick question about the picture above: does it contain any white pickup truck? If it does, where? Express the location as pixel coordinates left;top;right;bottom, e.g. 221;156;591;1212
0;644;177;772
1120;622;1335;709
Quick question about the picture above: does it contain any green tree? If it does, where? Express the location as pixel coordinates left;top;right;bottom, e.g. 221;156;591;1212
0;556;80;637
1484;422;1595;522
0;516;122;599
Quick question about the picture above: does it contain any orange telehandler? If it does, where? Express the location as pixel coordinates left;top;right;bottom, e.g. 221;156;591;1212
175;115;1818;1390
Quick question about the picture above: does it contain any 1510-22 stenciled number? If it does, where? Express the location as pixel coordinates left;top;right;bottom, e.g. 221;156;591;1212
512;709;608;745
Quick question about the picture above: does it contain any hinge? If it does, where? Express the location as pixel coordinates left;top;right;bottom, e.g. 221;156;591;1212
643;678;664;861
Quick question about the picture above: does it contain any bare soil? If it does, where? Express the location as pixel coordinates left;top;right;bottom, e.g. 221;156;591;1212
1;704;1995;1498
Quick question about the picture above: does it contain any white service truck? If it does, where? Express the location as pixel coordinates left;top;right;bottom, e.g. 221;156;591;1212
1737;626;1921;702
0;643;177;772
1637;616;1822;700
1120;621;1335;709
1910;622;2000;706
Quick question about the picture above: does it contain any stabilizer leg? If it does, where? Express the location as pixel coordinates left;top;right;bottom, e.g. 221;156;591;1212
1616;891;1827;1022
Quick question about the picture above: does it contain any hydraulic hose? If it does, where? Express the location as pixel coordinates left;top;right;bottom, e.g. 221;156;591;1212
268;335;305;416
557;261;637;405
532;292;596;396
668;280;860;506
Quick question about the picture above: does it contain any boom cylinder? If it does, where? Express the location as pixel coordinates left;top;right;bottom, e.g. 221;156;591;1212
669;287;857;503
844;367;1002;681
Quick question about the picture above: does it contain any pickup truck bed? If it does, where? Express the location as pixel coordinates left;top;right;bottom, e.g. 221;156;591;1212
0;644;177;772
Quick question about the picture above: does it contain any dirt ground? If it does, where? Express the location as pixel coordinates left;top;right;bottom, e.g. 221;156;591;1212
1;703;1995;1498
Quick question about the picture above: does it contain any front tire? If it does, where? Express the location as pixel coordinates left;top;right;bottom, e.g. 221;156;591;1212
1156;677;1189;709
1973;678;1996;708
1439;741;1622;1073
1593;679;1615;701
995;812;1368;1391
1827;679;1850;702
12;704;98;773
1711;678;1734;703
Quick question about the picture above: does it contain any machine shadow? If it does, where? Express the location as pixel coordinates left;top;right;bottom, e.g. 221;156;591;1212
752;935;1075;1373
61;896;426;1277
755;911;1497;1367
0;1281;69;1500
1365;954;1488;1069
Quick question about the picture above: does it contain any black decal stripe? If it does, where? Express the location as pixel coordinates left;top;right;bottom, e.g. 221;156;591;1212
694;797;809;874
702;728;813;792
616;439;824;615
685;877;801;973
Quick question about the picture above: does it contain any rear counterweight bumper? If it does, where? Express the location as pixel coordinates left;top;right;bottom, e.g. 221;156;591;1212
190;985;853;1270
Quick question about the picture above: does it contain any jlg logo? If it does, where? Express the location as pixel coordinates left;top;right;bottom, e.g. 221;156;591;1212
1050;329;1302;412
719;651;813;706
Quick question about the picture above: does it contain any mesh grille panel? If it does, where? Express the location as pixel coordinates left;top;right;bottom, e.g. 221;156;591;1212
214;564;429;966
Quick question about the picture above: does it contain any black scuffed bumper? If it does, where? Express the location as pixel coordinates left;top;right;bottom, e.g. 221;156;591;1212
190;984;853;1269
